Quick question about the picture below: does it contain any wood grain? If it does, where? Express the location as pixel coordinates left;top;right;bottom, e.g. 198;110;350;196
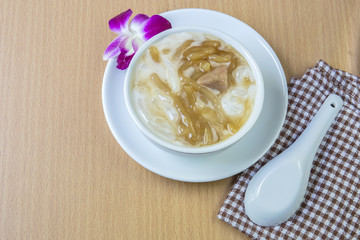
0;1;359;239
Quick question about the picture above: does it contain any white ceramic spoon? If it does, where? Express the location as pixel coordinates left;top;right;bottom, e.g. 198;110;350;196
244;94;343;226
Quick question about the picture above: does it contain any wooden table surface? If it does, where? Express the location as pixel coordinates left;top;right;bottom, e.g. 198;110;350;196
1;1;359;239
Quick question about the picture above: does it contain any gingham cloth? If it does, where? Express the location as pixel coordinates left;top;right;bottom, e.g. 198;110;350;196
218;60;360;239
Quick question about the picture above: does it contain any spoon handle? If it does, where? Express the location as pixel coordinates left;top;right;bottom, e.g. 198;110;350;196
291;94;343;170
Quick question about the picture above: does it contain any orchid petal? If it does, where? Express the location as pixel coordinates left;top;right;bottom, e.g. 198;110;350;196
140;15;172;41
131;37;143;53
103;35;125;60
116;50;135;70
108;9;132;34
129;14;149;33
119;36;134;56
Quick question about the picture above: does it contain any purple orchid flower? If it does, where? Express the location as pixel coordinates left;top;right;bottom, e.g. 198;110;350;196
103;9;172;70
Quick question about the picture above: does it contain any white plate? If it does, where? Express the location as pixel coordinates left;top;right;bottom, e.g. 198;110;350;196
102;8;288;182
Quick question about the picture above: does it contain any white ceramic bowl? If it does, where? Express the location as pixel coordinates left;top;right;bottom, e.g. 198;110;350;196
124;26;264;154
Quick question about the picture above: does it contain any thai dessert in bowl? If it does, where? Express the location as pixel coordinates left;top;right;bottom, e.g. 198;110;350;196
124;26;264;154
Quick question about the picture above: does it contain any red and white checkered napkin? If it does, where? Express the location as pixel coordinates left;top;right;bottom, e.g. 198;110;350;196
218;60;360;239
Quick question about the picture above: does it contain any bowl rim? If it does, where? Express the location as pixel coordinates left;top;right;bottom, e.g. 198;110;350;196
124;26;264;154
